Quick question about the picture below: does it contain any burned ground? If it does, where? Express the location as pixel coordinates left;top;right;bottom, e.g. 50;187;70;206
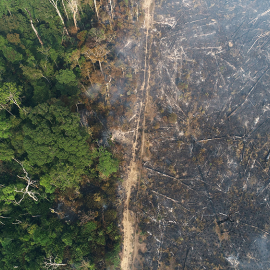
113;0;270;269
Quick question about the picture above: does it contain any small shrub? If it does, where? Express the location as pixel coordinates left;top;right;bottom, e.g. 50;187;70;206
168;113;177;123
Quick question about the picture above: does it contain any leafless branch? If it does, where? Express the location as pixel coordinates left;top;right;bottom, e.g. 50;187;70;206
12;219;22;225
43;256;67;269
227;67;269;118
109;0;114;19
13;158;39;204
151;190;190;212
93;0;99;19
67;0;79;30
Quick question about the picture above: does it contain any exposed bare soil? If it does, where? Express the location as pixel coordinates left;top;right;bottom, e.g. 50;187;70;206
120;0;154;268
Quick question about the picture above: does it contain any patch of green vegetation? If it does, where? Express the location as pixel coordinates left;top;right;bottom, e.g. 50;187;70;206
177;82;189;90
168;112;177;124
0;0;135;268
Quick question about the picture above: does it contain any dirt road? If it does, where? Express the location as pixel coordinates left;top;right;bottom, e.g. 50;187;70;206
120;0;154;269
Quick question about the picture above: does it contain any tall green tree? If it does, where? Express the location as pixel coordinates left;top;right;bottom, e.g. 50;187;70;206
0;111;12;138
94;146;119;178
23;102;92;188
55;69;78;96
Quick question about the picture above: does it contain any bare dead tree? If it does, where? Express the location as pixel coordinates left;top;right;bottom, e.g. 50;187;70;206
135;2;139;21
13;158;39;204
93;0;99;19
43;256;67;269
105;75;112;102
12;219;22;225
108;0;114;19
24;9;44;46
48;0;70;36
81;45;109;74
62;0;69;20
1;83;23;111
67;0;79;30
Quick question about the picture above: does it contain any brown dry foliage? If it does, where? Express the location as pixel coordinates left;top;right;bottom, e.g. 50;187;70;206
7;33;21;44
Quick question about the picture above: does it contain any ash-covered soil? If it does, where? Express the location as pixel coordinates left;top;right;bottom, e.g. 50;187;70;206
122;0;270;269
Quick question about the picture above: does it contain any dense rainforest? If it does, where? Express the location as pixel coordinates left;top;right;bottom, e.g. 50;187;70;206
0;0;141;269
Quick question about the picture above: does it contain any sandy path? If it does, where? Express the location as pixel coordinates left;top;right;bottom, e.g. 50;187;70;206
120;0;154;269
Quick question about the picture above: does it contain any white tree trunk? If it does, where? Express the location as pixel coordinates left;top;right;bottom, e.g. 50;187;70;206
44;256;67;269
67;0;79;30
10;98;22;110
73;10;78;29
99;60;103;74
0;104;14;116
62;0;69;20
93;0;99;18
13;159;39;204
25;9;43;46
109;0;113;19
48;0;69;35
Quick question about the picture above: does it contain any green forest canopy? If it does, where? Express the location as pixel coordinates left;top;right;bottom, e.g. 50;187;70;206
0;0;135;268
